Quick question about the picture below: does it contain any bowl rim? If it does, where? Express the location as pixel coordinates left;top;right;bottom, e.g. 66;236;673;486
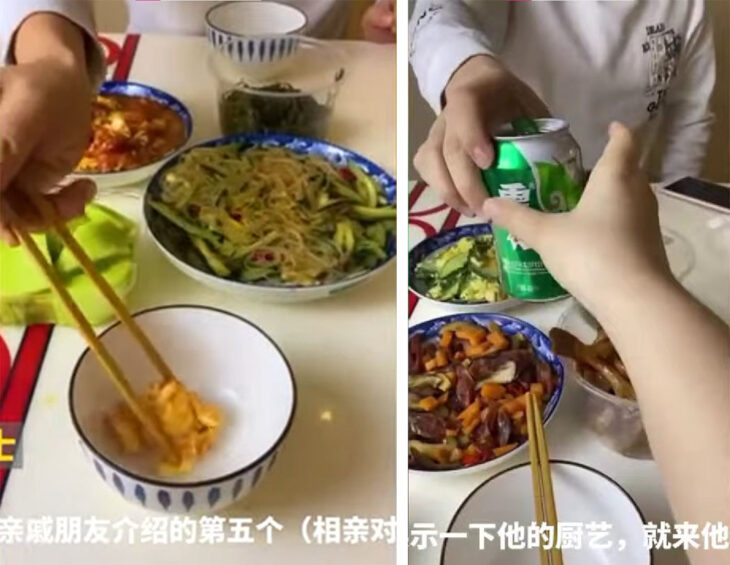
439;460;654;564
407;312;565;474
205;1;308;39
68;304;298;488
74;80;194;178
143;132;396;293
408;223;518;309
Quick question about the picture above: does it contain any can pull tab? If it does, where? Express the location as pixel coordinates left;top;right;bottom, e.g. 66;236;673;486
510;118;540;135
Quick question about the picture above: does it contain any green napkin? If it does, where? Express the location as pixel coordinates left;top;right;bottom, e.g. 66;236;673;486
0;204;138;326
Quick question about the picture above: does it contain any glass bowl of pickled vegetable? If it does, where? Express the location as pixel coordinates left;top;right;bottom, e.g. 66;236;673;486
556;302;652;459
209;36;345;139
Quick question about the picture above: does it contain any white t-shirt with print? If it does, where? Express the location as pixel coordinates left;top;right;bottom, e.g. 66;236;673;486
409;0;716;181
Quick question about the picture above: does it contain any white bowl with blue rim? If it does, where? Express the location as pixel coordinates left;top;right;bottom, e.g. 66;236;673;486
206;1;306;65
69;305;296;514
408;313;564;477
72;81;193;191
143;133;396;303
441;461;650;564
409;223;521;313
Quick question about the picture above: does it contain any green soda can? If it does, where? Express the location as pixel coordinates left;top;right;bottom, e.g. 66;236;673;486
481;118;585;301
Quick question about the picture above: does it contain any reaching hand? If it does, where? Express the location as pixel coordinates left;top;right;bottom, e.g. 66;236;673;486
482;122;672;314
362;0;396;44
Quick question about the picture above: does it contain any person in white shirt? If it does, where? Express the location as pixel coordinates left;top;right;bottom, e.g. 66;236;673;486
409;0;716;215
0;1;395;243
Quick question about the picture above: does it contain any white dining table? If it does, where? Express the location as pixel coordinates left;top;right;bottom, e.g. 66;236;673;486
408;180;730;565
0;34;396;565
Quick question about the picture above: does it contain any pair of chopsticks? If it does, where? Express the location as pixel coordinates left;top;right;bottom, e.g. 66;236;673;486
526;392;564;565
10;193;179;462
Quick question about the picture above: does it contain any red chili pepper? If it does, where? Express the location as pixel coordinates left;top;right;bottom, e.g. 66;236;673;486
338;167;356;183
461;453;483;467
461;451;486;466
251;249;276;263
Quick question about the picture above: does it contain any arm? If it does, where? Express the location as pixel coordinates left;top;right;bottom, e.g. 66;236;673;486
409;1;549;215
409;0;509;112
0;12;98;244
482;123;730;564
0;0;103;82
653;3;715;182
598;272;730;555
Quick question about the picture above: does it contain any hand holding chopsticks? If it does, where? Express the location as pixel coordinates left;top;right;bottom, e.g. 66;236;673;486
9;194;179;462
526;391;564;565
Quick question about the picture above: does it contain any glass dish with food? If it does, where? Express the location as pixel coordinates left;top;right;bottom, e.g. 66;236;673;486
72;82;192;191
409;224;520;313
553;302;651;459
408;313;564;475
209;36;345;139
144;133;396;302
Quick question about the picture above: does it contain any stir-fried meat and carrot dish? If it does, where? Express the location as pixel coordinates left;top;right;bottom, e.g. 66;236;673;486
77;94;187;173
408;321;559;470
550;327;635;400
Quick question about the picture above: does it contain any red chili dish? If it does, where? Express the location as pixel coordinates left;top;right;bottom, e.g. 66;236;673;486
77;94;187;173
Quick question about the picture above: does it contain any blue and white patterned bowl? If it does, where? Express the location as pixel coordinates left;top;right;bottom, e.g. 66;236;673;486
72;81;193;191
409;223;521;313
408;313;564;476
144;133;396;303
206;1;306;65
69;306;296;513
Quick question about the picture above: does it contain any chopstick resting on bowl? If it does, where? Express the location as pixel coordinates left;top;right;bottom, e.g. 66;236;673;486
10;194;179;462
526;392;564;565
29;192;178;383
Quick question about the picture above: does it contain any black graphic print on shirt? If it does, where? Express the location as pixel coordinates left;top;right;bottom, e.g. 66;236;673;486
642;23;683;119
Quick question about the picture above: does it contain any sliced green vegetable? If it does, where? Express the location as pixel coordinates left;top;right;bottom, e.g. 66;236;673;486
349;163;380;208
351;205;397;221
149;200;221;246
191;237;231;277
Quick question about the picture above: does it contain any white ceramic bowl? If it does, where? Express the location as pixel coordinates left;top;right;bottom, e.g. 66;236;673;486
144;134;396;303
69;306;296;513
206;1;306;65
71;82;193;192
442;461;651;565
408;313;564;477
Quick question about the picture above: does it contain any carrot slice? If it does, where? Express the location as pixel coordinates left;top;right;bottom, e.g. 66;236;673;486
493;443;518;457
418;396;439;411
433;348;449;368
487;323;510;349
481;383;506;401
501;393;528;415
440;330;454;349
457;398;481;422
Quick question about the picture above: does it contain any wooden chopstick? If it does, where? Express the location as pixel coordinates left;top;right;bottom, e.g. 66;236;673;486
526;392;564;565
526;392;550;565
12;225;177;459
28;192;177;384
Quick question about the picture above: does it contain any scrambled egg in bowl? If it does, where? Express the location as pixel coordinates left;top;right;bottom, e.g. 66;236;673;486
106;380;223;475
